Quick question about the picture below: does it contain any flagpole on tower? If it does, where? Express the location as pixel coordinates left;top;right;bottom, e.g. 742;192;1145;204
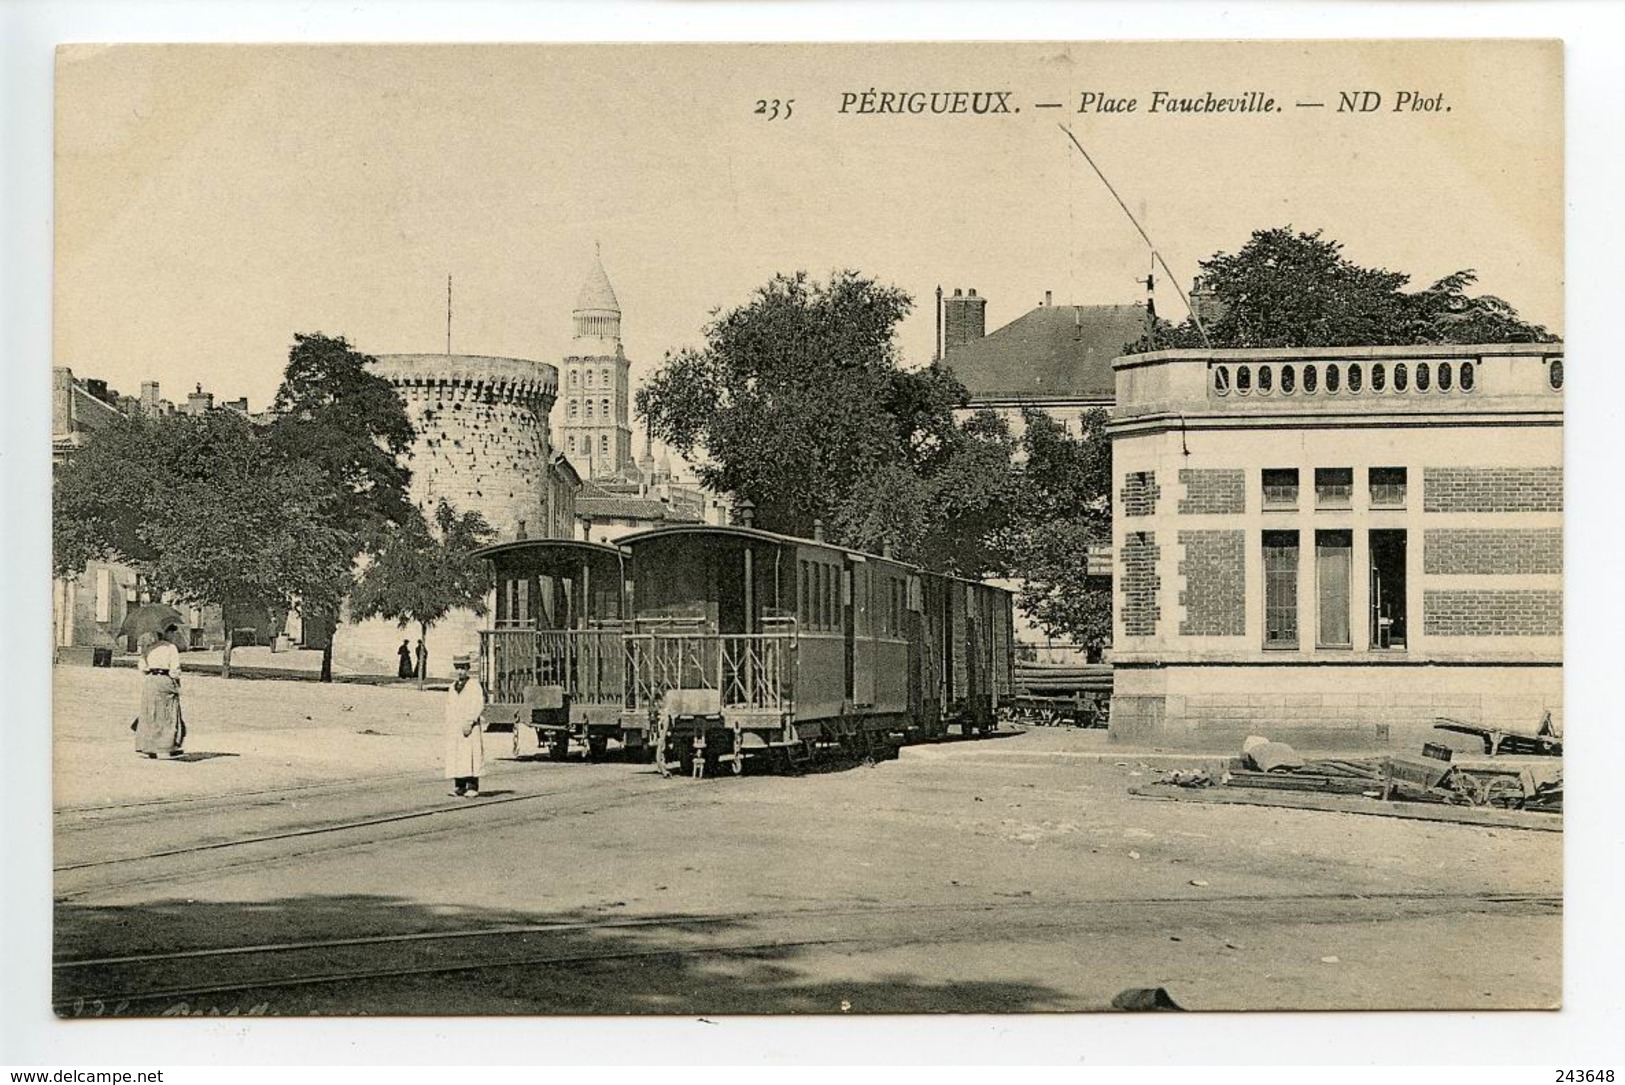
446;274;453;355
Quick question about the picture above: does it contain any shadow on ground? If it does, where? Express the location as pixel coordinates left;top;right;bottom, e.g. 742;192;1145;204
55;893;1071;1017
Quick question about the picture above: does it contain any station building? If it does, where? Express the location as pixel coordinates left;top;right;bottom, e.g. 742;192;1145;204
1107;341;1563;750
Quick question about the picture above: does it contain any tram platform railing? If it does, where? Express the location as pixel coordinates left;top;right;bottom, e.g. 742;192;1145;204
479;627;629;708
479;624;798;715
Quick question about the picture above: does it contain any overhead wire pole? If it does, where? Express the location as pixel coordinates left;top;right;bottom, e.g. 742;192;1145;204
1058;124;1212;348
446;274;453;354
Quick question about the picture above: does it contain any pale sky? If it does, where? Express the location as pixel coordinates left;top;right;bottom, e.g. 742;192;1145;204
55;41;1562;412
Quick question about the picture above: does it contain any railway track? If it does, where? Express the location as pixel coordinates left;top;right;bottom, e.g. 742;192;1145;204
53;773;673;901
54;890;1560;1012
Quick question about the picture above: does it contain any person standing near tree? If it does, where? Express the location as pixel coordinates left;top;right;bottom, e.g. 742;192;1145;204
443;653;485;797
397;639;414;679
415;637;428;679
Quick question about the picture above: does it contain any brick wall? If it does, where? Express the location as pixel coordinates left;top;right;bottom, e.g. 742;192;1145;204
1120;471;1160;517
1177;530;1246;635
1423;467;1563;513
1424;528;1563;575
1178;468;1246;514
1121;531;1161;636
1423;590;1563;636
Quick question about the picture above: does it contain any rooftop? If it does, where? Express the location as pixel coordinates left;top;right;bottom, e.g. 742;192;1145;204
945;302;1149;404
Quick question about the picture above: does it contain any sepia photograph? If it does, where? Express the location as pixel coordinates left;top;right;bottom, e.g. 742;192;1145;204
42;36;1567;1024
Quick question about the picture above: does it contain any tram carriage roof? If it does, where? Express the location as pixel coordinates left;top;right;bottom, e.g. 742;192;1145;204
615;523;918;569
471;538;630;563
614;525;1013;596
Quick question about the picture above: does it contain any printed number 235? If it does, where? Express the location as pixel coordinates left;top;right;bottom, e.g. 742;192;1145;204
755;99;794;120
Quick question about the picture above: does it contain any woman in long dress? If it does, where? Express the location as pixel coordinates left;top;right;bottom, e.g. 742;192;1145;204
443;653;486;796
135;630;185;759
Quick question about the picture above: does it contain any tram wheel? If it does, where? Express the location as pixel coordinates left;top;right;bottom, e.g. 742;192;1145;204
548;735;570;761
587;734;609;761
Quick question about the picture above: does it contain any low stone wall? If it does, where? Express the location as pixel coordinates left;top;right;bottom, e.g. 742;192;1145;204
1110;662;1562;751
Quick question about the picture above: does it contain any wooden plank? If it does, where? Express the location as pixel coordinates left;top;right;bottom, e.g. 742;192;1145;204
1129;784;1563;832
1225;771;1378;795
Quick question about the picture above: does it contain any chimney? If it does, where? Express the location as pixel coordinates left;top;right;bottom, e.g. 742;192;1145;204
812;519;825;543
934;285;943;363
516;519;528;540
141;381;161;413
1190;275;1226;327
1044;290;1053;307
941;287;987;357
737;498;757;529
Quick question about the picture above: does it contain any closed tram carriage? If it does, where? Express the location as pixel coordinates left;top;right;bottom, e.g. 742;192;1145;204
473;524;1014;775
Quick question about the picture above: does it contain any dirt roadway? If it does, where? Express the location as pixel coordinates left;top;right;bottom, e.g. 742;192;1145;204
52;665;1561;1015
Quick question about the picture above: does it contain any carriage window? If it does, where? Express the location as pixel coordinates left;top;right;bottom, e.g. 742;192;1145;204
1372;363;1386;392
799;561;810;626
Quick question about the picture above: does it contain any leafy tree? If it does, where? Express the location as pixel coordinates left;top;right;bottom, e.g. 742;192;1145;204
348;500;496;687
639;270;1021;570
267;333;418;680
53;411;353;678
1129;227;1555;352
1005;408;1114;654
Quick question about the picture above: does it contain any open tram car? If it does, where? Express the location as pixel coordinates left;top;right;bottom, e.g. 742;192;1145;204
474;525;1014;775
473;538;636;761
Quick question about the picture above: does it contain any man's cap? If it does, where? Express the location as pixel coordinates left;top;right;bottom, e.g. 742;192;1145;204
452;653;473;667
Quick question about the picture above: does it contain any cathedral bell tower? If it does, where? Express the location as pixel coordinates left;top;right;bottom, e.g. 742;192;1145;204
557;249;635;480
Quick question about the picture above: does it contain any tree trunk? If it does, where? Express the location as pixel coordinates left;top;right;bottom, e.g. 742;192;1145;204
222;634;233;680
417;621;428;690
321;641;333;683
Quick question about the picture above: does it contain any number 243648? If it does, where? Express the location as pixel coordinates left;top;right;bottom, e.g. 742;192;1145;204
1556;1072;1613;1082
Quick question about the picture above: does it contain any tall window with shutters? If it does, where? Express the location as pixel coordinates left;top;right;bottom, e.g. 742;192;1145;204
1316;530;1353;647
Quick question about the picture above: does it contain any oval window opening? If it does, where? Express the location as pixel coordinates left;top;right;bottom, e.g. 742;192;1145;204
1237;365;1252;393
1303;365;1318;393
1459;362;1475;392
1438;364;1453;391
1394;363;1409;392
1549;359;1564;390
1213;365;1230;393
1416;364;1431;392
1281;365;1296;394
1326;364;1341;393
1348;364;1363;393
1372;363;1387;392
1258;366;1273;393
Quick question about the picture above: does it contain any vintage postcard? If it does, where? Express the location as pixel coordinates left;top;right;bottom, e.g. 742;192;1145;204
50;40;1562;1017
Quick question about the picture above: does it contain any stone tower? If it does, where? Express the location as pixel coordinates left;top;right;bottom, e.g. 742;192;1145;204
558;251;635;479
367;353;562;541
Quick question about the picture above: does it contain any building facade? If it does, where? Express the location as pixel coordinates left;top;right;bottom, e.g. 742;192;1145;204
557;254;637;480
940;287;1149;437
1108;342;1563;749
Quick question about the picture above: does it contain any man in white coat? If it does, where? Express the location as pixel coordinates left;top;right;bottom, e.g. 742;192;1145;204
443;653;486;797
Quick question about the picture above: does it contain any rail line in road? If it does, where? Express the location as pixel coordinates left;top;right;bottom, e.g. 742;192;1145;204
53;775;674;901
52;889;1560;1012
55;768;433;818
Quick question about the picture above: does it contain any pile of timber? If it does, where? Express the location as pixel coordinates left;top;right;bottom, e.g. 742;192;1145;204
1014;661;1112;698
